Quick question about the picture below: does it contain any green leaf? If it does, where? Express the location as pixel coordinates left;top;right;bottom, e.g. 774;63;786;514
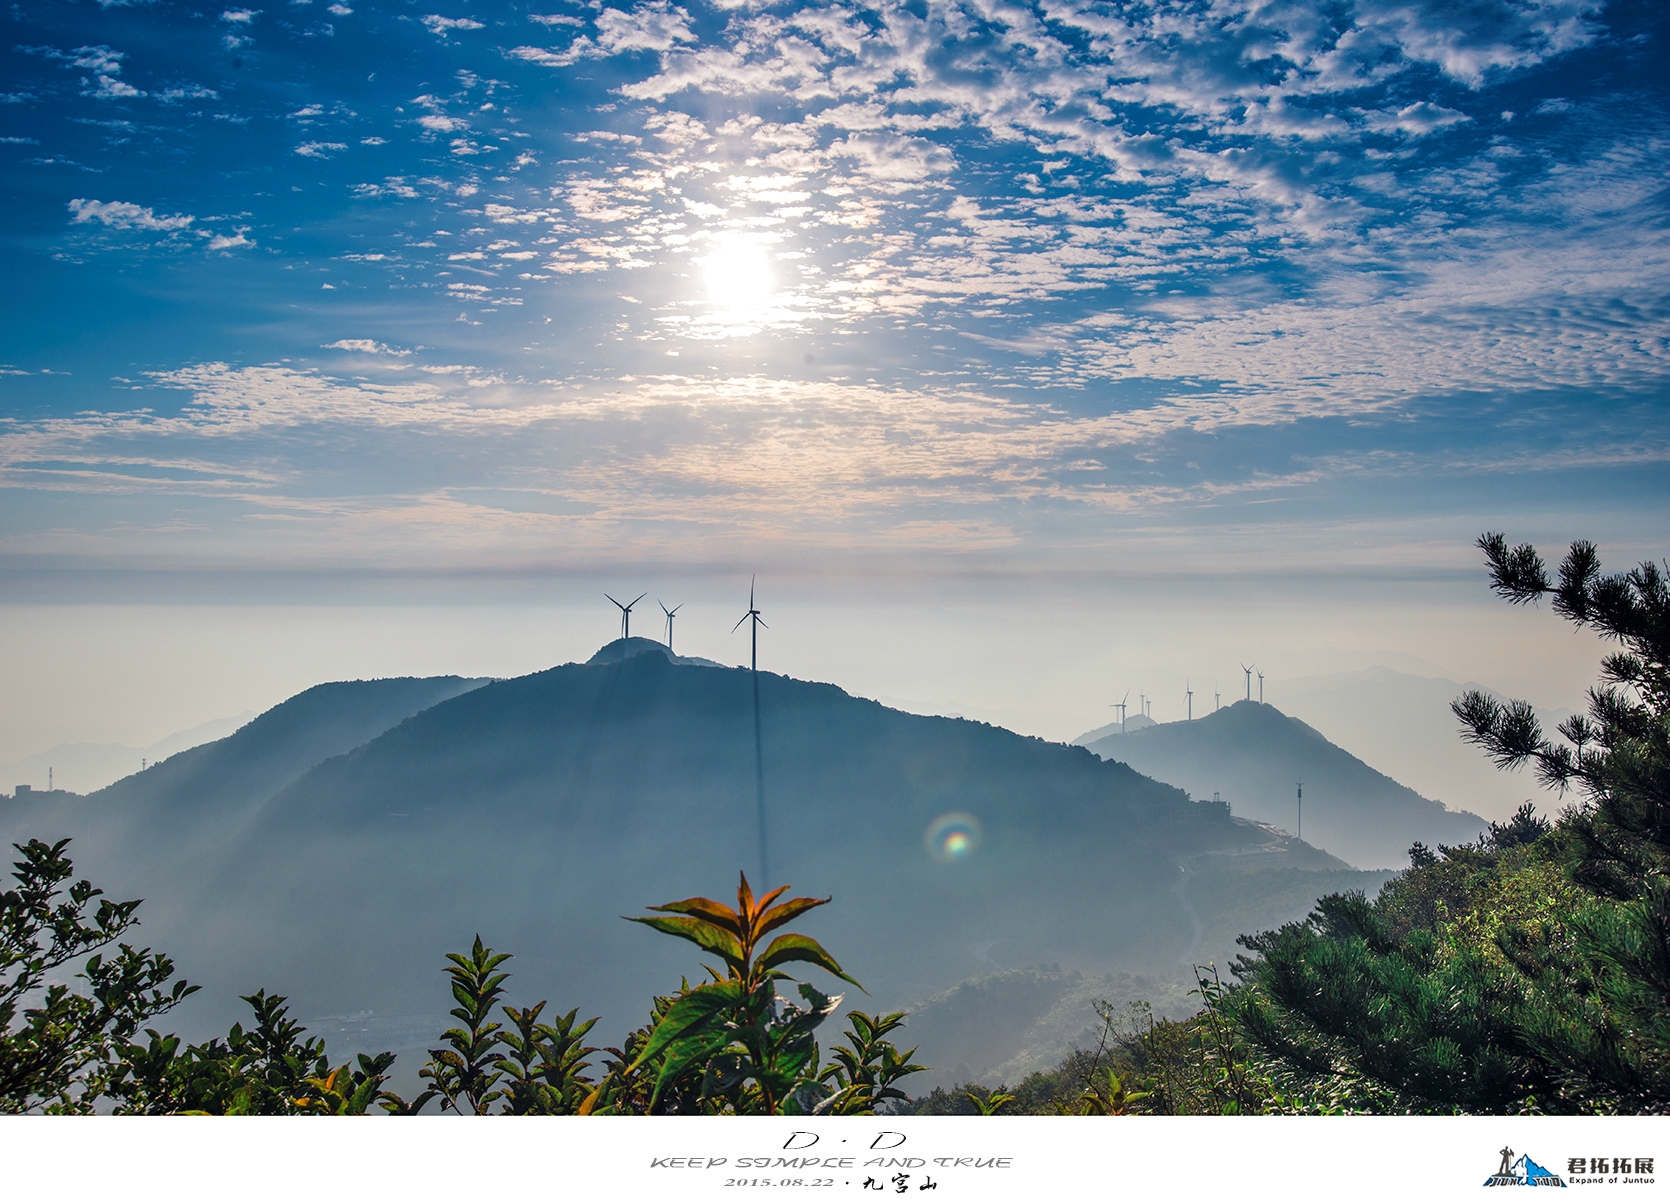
757;933;865;991
627;980;744;1073
652;1029;734;1105
645;897;744;936
626;915;746;971
752;895;831;940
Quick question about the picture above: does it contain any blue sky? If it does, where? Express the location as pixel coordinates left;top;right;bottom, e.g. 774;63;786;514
0;0;1665;779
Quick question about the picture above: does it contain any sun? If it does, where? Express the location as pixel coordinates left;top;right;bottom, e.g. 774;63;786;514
701;238;774;313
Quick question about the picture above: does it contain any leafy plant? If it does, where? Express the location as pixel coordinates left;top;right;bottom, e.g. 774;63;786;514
818;1009;926;1114
963;1086;1016;1114
1;837;196;1113
623;872;863;1114
498;1000;600;1115
1071;1066;1148;1115
103;990;400;1115
418;935;512;1115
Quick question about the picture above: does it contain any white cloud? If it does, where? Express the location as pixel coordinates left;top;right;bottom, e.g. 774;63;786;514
422;14;485;36
220;8;259;22
417;113;468;133
594;1;696;54
826;133;956;183
322;339;410;355
207;231;254;250
87;75;144;99
506;43;589;68
156;85;218;102
23;44;147;99
68;198;194;231
1360;102;1471;135
295;141;348;157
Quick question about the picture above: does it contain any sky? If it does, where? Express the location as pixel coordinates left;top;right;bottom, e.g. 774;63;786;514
0;0;1665;801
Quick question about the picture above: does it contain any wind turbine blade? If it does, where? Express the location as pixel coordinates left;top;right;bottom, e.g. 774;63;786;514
733;614;749;633
631;593;647;608
756;617;768;630
606;593;623;609
670;604;683;615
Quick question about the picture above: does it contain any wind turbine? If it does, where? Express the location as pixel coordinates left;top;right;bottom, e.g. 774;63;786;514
1139;693;1146;724
1257;669;1265;704
733;577;766;671
1111;690;1129;734
733;577;769;885
660;601;683;653
1214;690;1221;713
1186;678;1194;722
1241;664;1253;701
1296;777;1303;844
606;592;646;641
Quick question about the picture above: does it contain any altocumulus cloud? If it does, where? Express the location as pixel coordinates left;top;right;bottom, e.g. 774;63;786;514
68;198;193;231
1;0;1665;569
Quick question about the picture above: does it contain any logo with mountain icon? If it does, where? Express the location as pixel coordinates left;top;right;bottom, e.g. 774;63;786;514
1485;1147;1567;1187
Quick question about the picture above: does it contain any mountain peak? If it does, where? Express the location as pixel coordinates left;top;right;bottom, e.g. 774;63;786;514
586;636;726;669
1081;699;1486;868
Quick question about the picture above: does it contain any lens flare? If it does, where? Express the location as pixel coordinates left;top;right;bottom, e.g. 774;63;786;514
924;812;983;863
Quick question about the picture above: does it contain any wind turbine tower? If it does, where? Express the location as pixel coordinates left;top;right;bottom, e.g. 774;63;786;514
1297;778;1303;844
1258;669;1265;704
660;601;683;653
1186;678;1193;721
733;577;769;885
1111;690;1129;734
1214;690;1221;713
1241;664;1252;701
605;592;647;641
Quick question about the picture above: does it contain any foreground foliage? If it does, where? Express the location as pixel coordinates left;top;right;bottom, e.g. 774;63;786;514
0;847;920;1115
0;837;196;1113
1227;533;1670;1113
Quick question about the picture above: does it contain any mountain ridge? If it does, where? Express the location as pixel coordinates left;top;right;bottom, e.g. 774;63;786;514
1;648;1388;1082
1082;700;1488;868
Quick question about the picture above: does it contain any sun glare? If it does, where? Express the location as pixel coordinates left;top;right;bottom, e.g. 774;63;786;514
702;239;774;313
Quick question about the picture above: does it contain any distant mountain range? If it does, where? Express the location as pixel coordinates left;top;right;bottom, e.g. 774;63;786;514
1071;713;1156;742
2;712;259;797
1;641;1387;1087
1274;666;1570;825
1078;700;1489;869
